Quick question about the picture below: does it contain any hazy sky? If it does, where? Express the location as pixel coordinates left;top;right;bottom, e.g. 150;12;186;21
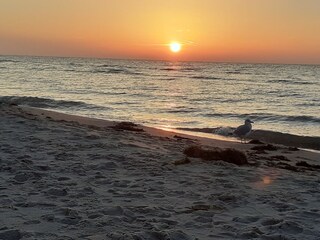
1;0;320;64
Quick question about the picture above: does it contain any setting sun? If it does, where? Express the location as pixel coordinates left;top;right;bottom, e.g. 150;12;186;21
169;42;182;53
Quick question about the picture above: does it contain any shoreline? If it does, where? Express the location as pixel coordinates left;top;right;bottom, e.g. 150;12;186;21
1;103;319;168
2;104;320;162
5;105;247;149
176;127;320;151
11;104;320;151
1;104;320;239
1;94;319;141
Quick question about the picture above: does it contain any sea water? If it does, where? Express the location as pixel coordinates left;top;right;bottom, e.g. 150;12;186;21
0;55;319;137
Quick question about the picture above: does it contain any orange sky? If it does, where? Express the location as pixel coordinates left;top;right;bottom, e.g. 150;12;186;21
1;0;320;64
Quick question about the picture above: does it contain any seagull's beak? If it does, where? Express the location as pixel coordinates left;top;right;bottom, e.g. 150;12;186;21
250;120;254;123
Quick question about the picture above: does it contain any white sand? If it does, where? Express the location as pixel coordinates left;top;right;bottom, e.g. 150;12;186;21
0;105;319;240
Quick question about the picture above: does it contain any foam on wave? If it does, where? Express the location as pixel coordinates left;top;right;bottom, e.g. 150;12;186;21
0;96;106;110
203;112;320;124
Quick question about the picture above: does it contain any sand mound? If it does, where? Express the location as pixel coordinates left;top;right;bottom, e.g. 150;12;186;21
183;145;248;165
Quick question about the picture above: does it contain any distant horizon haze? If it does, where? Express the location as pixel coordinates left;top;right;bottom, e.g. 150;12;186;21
1;53;320;66
1;0;320;65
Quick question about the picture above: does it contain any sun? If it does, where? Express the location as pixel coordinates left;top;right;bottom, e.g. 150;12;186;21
169;42;181;53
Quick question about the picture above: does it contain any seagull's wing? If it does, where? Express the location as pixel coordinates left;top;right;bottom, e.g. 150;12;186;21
234;125;244;136
234;124;251;136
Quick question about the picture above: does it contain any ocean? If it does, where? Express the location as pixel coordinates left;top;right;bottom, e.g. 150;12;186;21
1;55;319;138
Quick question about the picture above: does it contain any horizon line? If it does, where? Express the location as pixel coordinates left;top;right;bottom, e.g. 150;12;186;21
1;53;319;67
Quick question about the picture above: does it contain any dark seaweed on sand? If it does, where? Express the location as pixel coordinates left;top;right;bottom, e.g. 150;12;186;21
248;139;264;145
271;155;290;161
251;144;278;151
174;157;191;166
112;122;144;132
296;161;320;170
183;145;248;165
288;146;299;151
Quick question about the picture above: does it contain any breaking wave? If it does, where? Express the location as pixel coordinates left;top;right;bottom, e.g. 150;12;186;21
0;59;20;63
191;76;221;80
91;66;143;75
267;79;314;85
0;96;106;110
203;112;320;124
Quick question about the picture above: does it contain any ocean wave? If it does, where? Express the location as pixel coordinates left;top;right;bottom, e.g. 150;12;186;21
226;71;242;74
96;64;124;68
160;66;201;72
159;77;176;81
182;67;200;71
296;102;320;107
166;109;198;113
68;62;83;67
0;96;106;110
177;127;234;136
191;76;221;80
92;67;143;75
267;79;314;85
0;59;20;63
160;67;179;71
28;66;58;71
203;112;320;124
102;92;127;96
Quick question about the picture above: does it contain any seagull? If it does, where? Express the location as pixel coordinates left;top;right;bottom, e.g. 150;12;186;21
234;119;254;143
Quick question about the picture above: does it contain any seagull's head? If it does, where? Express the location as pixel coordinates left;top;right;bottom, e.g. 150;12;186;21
245;119;254;124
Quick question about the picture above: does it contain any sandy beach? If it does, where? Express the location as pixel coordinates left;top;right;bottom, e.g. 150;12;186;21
0;104;319;240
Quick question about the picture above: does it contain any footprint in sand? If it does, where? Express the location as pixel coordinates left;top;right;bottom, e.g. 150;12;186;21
194;216;213;224
263;220;304;235
168;230;194;240
233;215;260;224
23;220;41;225
134;230;193;240
87;212;104;219
261;218;283;226
0;229;22;240
46;187;68;197
102;206;124;216
13;172;33;183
